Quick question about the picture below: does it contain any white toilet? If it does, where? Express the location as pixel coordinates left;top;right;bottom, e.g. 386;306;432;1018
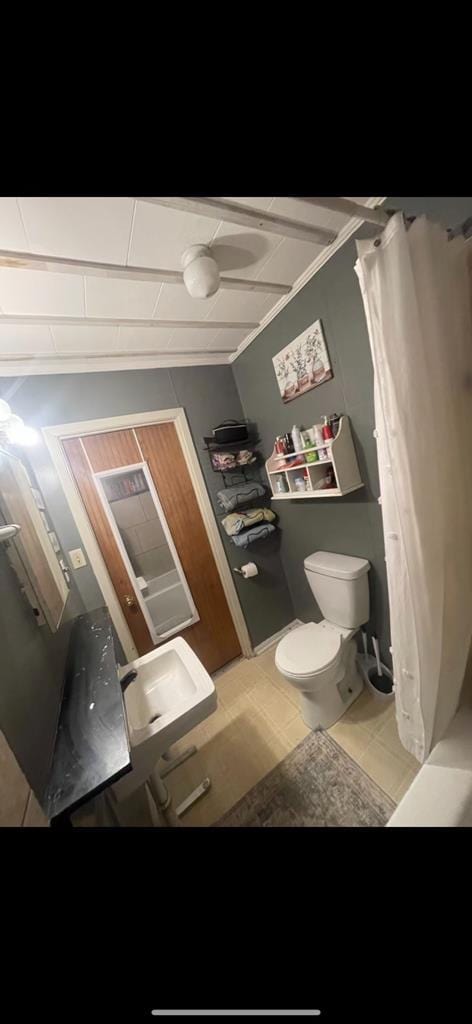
275;551;370;730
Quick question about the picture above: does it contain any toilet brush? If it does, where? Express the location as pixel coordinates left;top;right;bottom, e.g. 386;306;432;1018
372;634;382;677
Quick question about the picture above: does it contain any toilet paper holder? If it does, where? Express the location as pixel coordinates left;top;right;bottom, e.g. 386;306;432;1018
233;562;258;578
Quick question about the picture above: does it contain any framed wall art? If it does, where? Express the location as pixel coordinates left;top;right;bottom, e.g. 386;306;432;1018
273;318;333;403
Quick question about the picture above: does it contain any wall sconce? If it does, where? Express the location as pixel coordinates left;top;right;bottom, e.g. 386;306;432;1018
0;399;39;447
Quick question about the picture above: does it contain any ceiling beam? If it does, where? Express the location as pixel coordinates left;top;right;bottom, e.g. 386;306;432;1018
135;197;337;246
294;197;390;227
0;249;291;296
0;315;257;329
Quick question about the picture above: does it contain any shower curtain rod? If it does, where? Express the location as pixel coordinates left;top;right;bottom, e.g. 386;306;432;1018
302;198;472;242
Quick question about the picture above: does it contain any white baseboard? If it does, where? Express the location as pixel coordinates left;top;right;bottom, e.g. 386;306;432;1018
253;619;303;656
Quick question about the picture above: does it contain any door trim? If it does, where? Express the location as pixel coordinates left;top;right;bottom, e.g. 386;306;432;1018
43;408;253;662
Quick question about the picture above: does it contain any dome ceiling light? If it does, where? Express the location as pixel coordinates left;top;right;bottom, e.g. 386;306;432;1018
181;245;220;299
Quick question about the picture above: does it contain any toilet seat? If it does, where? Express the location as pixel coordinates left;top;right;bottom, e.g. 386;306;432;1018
275;622;342;679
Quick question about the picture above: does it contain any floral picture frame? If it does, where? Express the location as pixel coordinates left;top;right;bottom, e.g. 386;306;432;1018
272;318;333;403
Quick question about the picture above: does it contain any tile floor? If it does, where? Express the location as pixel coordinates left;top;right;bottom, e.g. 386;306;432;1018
162;644;421;827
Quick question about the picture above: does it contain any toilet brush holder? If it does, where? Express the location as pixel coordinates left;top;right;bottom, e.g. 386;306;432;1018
356;653;394;701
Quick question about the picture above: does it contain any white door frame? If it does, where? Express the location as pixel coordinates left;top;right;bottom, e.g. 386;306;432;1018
43;408;253;663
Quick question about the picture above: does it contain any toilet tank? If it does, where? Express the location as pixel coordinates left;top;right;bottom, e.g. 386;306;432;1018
304;551;370;628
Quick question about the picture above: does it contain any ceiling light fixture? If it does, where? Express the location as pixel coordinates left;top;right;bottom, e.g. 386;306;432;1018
0;402;39;447
181;245;220;299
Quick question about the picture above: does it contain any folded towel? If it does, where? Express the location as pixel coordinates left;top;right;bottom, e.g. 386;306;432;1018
216;481;265;513
232;523;276;548
222;507;276;536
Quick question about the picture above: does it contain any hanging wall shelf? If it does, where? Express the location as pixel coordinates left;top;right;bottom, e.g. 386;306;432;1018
265;415;363;499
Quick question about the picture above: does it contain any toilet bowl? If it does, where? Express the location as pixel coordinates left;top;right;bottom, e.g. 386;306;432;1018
275;551;370;730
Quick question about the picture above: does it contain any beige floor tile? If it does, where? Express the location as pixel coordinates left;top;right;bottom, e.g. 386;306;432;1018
329;720;372;762
344;689;394;735
358;738;410;800
23;790;49;827
248;685;299;731
375;714;420;770
393;767;420;803
282;715;311;750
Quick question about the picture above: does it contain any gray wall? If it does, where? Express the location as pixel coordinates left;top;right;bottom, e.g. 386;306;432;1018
0;365;293;650
233;196;472;666
0;448;84;801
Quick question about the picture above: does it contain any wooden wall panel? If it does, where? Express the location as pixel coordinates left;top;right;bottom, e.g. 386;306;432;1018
82;430;141;473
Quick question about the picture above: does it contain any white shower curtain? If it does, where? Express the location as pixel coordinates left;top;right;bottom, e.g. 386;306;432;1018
355;212;472;762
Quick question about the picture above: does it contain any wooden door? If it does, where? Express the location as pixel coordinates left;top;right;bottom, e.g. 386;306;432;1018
62;423;241;673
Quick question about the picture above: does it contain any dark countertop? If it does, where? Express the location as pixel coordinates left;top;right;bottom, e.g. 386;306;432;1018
44;607;131;824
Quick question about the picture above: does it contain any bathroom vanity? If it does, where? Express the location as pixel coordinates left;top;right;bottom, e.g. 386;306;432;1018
44;607;131;826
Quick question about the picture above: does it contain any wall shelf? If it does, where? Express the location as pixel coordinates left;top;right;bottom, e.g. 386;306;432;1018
265;415;363;500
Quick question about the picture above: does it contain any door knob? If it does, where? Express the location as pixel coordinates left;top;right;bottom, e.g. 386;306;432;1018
124;594;138;611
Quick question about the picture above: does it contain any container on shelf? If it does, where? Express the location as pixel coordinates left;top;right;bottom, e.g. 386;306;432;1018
291;425;303;453
264;415;363;500
313;423;324;447
329;413;341;437
274;474;289;494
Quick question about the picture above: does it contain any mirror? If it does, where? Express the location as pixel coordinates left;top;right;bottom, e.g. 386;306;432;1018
99;466;198;642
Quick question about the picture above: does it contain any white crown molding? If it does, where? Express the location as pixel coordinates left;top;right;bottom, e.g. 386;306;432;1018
229;197;387;363
0;350;231;376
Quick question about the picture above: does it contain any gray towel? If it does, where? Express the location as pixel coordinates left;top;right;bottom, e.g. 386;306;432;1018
232;523;276;548
217;481;265;513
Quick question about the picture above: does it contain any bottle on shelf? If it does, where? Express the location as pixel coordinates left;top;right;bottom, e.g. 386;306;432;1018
313;423;324;447
291;425;303;453
329;413;341;437
283;432;294;454
322;415;334;442
274;474;289;493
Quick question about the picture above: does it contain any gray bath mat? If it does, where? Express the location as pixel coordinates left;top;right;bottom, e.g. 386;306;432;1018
216;729;395;827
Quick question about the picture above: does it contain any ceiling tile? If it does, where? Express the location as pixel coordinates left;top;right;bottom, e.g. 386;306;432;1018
206;328;248;351
210;222;282;280
0;198;30;250
17;197;135;263
0;268;84;316
153;283;218;321
206;289;274;322
85;277;162;318
254;237;324;285
118;326;174;351
129;202;221;270
51;325;120;352
167;327;222;352
0;324;54;354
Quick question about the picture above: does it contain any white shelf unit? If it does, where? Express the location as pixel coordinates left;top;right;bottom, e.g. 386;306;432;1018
265;415;363;499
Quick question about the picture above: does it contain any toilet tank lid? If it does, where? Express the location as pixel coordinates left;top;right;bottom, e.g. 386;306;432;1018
304;551;370;580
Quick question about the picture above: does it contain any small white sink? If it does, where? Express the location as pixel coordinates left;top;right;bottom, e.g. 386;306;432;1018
113;636;217;801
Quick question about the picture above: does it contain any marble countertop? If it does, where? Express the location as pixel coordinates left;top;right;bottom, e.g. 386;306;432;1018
44;607;131;824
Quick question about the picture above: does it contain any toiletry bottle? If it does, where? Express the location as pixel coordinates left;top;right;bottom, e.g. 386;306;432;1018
329;413;341;437
294;475;305;492
313;423;324;447
291;425;302;453
284;432;294;454
275;474;288;493
322;415;334;442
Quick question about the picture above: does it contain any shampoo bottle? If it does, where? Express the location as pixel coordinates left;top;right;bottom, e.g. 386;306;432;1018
291;425;303;453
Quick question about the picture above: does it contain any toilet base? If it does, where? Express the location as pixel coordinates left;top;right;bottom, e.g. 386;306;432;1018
299;662;364;731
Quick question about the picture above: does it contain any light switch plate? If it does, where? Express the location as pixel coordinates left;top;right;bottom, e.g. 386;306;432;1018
68;547;87;569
